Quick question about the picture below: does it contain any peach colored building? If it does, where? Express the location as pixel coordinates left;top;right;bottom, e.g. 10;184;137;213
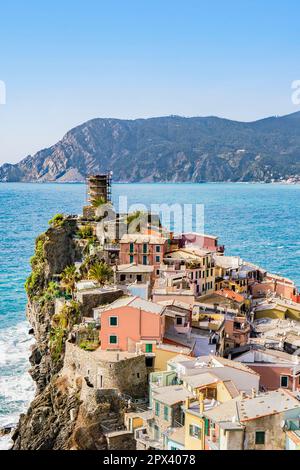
233;348;300;392
119;233;169;279
97;296;166;353
251;273;299;302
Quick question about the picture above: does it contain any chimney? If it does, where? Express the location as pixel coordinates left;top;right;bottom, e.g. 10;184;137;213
199;392;205;414
185;397;190;409
240;391;246;399
251;388;257;398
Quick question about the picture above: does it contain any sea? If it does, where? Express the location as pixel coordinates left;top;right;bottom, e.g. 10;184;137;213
0;182;299;448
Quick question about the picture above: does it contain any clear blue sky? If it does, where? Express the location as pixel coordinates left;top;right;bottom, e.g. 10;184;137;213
1;0;300;164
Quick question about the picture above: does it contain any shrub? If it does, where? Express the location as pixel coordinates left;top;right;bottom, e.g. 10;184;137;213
48;213;65;227
77;225;93;239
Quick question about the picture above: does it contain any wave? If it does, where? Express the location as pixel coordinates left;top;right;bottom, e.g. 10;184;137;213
0;321;36;450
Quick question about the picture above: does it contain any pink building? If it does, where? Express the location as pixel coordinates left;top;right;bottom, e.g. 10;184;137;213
97;296;166;353
181;232;224;253
233;348;300;392
119;233;169;279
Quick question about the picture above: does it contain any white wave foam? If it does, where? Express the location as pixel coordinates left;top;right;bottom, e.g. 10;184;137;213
0;320;36;450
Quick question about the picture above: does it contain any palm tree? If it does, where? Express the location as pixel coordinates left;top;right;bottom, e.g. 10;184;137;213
61;265;79;298
88;261;113;286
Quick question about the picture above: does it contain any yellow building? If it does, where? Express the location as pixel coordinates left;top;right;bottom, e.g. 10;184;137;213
254;299;300;321
183;380;240;450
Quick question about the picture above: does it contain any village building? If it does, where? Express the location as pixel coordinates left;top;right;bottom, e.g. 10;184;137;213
167;355;259;394
114;263;153;284
251;272;300;303
201;389;300;450
215;314;251;357
180;232;225;254
231;347;300;392
96;296;166;357
119;233;169;279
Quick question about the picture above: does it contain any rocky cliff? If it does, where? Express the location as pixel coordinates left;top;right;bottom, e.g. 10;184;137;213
1;113;300;183
11;217;134;450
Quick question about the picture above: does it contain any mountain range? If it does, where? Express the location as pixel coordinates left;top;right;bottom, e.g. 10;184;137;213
1;112;300;183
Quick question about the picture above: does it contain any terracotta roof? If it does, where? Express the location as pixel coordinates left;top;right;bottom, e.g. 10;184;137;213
215;288;245;304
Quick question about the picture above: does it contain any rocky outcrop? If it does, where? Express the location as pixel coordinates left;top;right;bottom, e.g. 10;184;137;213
11;215;134;450
12;373;134;450
1;113;300;183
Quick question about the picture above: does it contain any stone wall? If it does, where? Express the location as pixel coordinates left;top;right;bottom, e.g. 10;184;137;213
105;431;136;450
76;289;124;317
63;342;148;398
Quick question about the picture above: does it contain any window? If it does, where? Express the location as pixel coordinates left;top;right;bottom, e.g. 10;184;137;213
280;375;289;388
109;316;118;326
120;274;126;282
109;335;118;344
143;255;148;265
155;401;160;416
156;245;161;253
164;406;169;421
130;255;134;263
145;344;153;353
176;317;183;325
143;243;148;253
156;255;160;263
156;269;160;276
145;356;154;367
255;431;265;445
189;424;201;439
130;242;134;253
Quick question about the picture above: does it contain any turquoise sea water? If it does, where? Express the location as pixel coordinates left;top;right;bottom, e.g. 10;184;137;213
0;182;299;446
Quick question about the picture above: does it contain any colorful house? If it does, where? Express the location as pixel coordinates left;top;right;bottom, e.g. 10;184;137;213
119;233;169;278
232;348;300;392
98;296;166;356
202;389;300;450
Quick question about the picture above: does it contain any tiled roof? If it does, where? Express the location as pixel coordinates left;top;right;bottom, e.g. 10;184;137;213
215;288;245;304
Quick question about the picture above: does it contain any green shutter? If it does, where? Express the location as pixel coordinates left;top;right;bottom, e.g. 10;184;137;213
204;418;209;436
145;344;153;353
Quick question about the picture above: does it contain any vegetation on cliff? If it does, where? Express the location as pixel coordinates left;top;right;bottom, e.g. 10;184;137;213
88;261;113;286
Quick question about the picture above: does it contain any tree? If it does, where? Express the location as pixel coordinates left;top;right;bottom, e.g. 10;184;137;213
61;265;80;298
88;261;113;286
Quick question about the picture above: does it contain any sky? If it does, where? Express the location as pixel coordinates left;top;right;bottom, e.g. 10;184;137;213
1;0;300;164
